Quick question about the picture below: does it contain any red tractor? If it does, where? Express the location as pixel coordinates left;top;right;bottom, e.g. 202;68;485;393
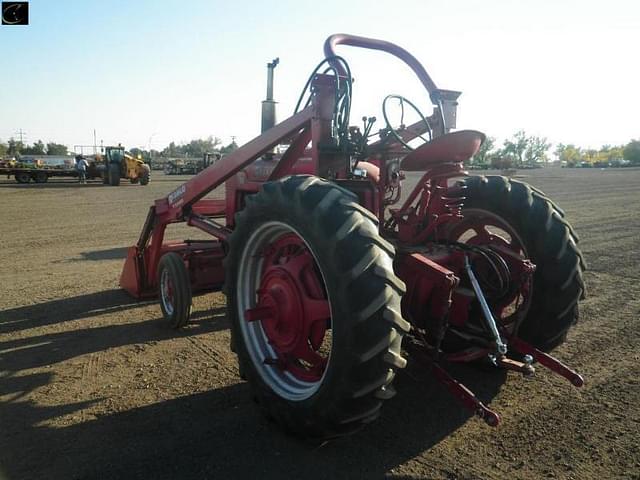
121;34;586;439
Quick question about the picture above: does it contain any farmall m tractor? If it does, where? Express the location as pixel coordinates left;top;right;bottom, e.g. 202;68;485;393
121;34;586;439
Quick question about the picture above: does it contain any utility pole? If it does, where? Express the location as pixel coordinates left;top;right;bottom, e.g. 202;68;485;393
15;128;26;144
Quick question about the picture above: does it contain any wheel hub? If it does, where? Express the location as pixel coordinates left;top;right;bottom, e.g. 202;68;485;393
242;231;332;384
447;209;531;319
255;268;305;352
441;209;535;359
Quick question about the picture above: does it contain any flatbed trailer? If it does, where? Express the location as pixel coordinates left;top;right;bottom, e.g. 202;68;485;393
0;166;101;184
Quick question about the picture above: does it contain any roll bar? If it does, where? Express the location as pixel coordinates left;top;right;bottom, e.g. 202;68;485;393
324;33;438;99
324;34;461;134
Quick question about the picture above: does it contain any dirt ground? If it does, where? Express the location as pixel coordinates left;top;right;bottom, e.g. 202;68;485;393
1;167;638;480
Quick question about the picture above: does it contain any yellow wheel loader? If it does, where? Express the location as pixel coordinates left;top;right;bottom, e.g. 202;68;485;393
101;145;150;186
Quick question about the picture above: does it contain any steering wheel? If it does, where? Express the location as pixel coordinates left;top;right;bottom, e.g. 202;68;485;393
382;95;432;150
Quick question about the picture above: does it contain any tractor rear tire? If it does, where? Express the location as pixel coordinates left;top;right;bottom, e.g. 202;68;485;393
225;175;409;439
461;175;586;351
139;165;150;186
109;163;120;186
158;252;192;329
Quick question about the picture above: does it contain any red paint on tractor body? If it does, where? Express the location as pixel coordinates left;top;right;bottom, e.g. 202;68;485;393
400;130;485;171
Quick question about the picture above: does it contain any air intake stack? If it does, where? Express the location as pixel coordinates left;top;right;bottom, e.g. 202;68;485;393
261;57;279;133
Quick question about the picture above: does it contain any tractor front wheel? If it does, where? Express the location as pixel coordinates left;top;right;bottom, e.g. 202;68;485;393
225;175;409;439
158;252;192;329
139;165;150;185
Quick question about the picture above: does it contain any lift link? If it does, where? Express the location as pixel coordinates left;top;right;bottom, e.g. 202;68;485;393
507;335;585;387
464;255;508;355
431;363;501;427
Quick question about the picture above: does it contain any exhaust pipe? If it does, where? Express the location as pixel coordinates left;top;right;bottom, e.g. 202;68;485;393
261;57;279;133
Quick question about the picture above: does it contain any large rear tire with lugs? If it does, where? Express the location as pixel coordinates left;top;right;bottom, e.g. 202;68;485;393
109;163;120;186
460;175;586;351
224;175;409;439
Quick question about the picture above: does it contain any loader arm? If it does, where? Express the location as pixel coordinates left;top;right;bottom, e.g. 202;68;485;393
122;103;321;298
155;105;315;222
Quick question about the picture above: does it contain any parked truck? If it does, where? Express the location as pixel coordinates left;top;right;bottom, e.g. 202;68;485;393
163;153;220;175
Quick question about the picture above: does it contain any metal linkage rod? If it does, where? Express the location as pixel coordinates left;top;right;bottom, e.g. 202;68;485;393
464;255;508;355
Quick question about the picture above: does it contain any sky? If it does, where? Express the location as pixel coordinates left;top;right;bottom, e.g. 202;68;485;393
0;0;638;154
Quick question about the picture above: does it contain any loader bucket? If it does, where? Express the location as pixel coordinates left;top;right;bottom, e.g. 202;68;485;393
120;246;144;298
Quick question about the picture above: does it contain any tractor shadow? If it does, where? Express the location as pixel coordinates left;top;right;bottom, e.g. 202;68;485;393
0;290;229;375
80;247;129;261
0;294;506;479
0;361;506;480
0;289;153;334
74;247;128;262
51;247;130;264
0;289;226;336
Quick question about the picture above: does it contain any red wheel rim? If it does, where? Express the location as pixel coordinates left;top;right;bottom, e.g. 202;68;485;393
237;222;333;400
160;269;175;316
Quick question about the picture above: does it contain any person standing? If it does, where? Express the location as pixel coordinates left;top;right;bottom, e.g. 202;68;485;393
75;155;89;184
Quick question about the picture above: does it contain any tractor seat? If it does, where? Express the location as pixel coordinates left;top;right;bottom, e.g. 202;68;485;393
356;161;380;183
400;130;486;171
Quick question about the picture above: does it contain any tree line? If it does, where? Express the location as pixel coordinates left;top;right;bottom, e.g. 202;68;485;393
0;139;69;156
0;135;239;160
129;137;239;164
3;132;639;168
473;131;640;168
